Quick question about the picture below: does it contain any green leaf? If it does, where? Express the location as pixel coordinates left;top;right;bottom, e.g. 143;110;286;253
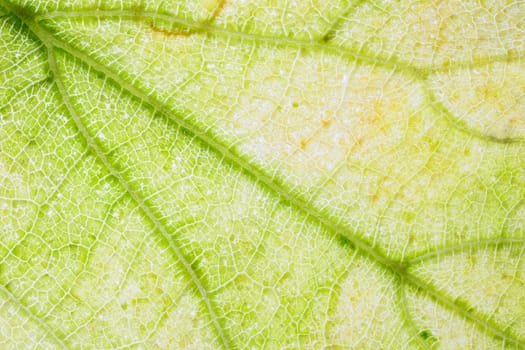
1;0;524;348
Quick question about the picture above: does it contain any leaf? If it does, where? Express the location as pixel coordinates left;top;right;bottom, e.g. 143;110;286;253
0;0;524;348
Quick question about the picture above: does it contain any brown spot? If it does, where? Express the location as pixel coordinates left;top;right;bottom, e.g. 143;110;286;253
300;139;309;149
149;23;191;41
321;119;332;128
209;0;227;22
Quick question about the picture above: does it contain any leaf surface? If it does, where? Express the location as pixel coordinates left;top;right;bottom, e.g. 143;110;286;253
0;0;524;348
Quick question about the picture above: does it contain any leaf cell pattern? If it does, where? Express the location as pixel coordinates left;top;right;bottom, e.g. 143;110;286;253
0;0;524;349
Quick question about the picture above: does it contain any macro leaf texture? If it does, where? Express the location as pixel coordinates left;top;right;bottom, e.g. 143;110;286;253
0;0;524;348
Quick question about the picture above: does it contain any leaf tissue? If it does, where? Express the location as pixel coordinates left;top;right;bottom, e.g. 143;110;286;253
0;0;524;348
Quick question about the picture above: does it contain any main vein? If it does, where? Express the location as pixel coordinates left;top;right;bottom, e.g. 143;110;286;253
0;3;231;349
35;9;522;74
47;44;232;350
